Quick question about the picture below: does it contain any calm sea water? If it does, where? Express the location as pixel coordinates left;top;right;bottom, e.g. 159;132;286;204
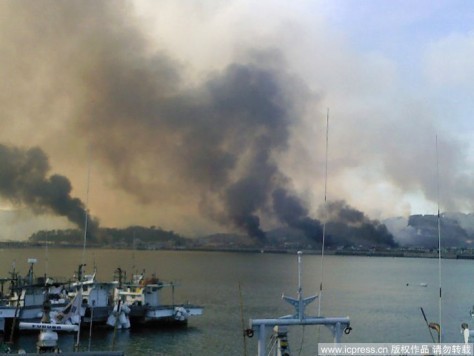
1;248;473;355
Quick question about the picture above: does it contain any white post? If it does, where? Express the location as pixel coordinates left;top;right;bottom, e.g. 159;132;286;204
297;251;302;296
334;322;342;343
257;324;266;356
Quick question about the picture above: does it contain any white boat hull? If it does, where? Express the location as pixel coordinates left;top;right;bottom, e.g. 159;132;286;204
128;305;203;326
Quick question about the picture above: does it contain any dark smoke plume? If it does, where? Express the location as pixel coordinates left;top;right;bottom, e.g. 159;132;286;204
0;144;98;236
323;201;398;247
1;1;307;241
80;40;305;242
272;189;395;247
272;188;323;241
0;2;396;246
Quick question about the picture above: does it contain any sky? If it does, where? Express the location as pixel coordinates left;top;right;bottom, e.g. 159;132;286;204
0;0;473;240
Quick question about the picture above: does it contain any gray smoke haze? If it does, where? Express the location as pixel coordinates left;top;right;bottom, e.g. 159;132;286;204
0;1;417;245
57;2;315;242
0;1;311;241
0;144;98;235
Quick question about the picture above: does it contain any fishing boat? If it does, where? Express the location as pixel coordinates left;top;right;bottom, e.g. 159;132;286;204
0;305;16;335
18;300;80;353
68;264;117;326
13;301;124;355
107;268;203;329
0;259;70;336
20;321;78;354
15;323;124;355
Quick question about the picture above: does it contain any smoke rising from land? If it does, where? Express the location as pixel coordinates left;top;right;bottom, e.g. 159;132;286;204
0;1;471;244
272;188;323;242
0;144;98;235
323;201;397;247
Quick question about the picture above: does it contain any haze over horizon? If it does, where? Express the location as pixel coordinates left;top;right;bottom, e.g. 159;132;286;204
1;1;473;241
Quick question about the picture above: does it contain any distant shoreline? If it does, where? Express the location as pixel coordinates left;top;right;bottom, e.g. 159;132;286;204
1;241;473;260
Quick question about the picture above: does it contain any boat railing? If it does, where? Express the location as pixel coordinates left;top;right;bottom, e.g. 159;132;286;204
248;252;351;356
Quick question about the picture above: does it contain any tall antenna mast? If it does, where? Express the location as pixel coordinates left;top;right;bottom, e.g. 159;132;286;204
436;135;442;342
81;148;92;267
318;108;329;317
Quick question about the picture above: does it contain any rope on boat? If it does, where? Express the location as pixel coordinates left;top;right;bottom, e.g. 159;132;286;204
267;334;278;356
238;282;248;356
420;307;436;343
297;325;306;356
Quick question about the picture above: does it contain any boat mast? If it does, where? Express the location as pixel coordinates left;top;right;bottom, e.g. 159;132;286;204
44;235;49;279
81;149;92;268
318;108;329;317
77;148;92;350
436;135;442;343
250;252;351;356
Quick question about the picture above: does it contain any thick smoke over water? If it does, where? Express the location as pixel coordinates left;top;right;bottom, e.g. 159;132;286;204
0;144;98;235
0;1;397;246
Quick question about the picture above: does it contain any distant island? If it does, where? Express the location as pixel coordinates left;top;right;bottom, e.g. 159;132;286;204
1;212;474;259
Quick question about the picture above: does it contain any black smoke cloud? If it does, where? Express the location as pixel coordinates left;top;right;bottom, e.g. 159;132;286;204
272;188;323;241
79;31;307;242
0;1;396;246
273;189;396;247
323;201;398;247
0;144;98;236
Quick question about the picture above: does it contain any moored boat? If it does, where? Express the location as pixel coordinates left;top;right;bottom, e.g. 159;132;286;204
68;264;116;326
0;259;70;336
107;268;203;329
16;304;124;355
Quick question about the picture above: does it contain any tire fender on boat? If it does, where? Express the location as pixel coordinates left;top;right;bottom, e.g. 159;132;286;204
174;307;188;321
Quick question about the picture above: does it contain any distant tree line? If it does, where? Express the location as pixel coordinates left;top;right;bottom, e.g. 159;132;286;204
28;225;188;248
29;229;83;244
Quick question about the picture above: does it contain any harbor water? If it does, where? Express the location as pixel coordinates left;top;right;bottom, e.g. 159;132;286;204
1;248;473;355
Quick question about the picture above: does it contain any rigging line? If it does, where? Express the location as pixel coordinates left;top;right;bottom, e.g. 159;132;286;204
297;325;306;356
420;307;436;343
238;282;248;356
267;335;277;356
318;108;329;318
436;135;442;342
